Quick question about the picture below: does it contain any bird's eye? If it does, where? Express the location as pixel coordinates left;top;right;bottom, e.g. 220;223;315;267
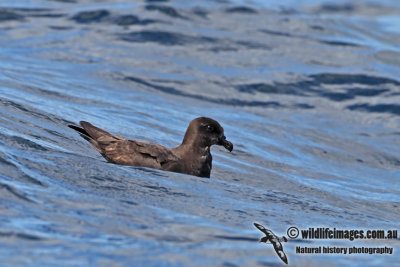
206;125;214;132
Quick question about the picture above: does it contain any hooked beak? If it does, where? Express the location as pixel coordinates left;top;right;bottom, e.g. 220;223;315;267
218;135;233;152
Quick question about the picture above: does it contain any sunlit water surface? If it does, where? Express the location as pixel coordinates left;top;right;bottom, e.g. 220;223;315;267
0;0;399;266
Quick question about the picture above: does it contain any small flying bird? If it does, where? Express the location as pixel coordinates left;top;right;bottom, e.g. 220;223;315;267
68;117;233;178
254;223;288;264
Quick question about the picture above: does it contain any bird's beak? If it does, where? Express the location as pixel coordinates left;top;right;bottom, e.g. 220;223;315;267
218;135;233;152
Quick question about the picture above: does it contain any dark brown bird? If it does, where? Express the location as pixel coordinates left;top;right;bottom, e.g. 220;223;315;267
68;117;233;178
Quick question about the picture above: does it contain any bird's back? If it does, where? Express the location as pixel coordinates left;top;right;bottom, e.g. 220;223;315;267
69;121;180;170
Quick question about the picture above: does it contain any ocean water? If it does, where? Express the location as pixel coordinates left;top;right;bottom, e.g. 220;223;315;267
0;0;399;266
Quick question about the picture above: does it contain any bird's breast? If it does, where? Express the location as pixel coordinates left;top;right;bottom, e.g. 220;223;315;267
196;151;212;177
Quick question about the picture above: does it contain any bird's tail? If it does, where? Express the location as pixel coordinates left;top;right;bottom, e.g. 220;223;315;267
68;121;121;153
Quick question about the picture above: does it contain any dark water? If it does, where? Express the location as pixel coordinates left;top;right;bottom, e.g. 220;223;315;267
0;0;399;266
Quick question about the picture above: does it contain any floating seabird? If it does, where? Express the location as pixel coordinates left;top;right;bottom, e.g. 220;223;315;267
68;117;233;178
254;223;288;264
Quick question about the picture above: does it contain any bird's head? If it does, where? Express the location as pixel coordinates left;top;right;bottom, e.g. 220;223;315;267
182;117;233;152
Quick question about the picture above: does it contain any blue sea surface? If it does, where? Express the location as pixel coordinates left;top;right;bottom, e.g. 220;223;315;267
0;0;399;266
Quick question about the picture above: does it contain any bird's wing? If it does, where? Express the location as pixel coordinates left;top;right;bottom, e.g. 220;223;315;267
71;121;179;168
254;223;268;234
273;245;288;264
279;236;288;242
98;139;179;168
